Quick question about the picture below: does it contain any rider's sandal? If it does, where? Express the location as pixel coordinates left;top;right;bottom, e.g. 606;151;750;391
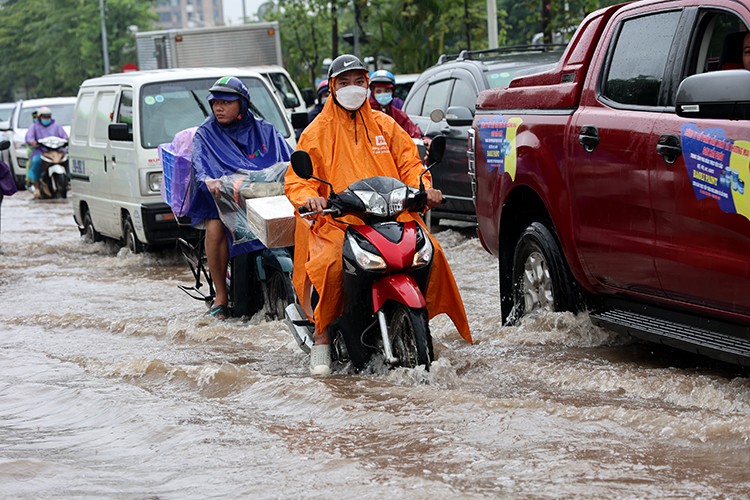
208;304;229;321
310;344;332;376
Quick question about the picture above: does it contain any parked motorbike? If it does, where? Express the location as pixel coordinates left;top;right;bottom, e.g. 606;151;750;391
37;136;69;199
285;135;447;371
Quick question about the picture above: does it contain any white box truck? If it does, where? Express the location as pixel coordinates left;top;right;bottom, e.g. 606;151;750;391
135;23;308;116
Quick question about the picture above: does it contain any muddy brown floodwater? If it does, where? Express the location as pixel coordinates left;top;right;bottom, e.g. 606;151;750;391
1;191;749;498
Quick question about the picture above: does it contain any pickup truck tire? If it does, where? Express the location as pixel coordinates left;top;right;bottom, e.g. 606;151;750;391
509;222;578;324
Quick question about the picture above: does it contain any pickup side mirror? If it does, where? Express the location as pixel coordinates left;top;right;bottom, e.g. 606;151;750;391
0;139;9;151
676;70;750;119
291;150;313;179
291;111;309;130
109;123;133;142
446;105;474;127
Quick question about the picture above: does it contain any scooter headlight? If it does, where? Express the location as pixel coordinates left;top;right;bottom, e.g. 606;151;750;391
347;233;386;270
412;229;433;268
353;189;387;216
353;186;408;217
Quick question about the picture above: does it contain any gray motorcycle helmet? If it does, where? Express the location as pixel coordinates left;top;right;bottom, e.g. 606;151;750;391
328;54;367;80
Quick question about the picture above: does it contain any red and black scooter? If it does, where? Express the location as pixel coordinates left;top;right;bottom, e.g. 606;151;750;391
285;136;446;371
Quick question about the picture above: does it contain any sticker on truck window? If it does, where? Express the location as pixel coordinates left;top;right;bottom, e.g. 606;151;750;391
476;115;522;180
681;123;749;221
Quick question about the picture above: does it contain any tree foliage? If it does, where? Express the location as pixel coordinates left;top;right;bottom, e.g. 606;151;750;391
266;0;619;91
0;0;156;101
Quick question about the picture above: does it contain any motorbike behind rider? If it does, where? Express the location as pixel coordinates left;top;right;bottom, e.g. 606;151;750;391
189;76;293;320
285;54;472;375
25;106;67;198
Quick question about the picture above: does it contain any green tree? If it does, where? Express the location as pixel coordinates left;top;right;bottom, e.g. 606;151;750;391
0;0;156;100
269;0;332;89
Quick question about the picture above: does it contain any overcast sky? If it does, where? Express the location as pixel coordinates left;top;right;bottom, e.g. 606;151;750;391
223;0;267;25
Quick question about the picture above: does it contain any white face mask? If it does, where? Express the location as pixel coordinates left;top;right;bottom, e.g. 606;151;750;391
335;86;368;111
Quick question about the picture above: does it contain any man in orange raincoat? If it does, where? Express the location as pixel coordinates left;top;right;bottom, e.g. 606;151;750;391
285;54;472;375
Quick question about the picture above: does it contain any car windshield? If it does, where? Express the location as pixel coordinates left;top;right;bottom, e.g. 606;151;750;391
19;102;75;128
140;76;290;149
0;104;14;122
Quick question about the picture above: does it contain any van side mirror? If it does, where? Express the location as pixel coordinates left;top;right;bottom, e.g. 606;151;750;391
109;123;133;142
291;112;309;130
302;88;315;107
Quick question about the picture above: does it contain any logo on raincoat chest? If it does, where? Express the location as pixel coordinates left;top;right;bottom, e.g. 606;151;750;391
373;135;390;155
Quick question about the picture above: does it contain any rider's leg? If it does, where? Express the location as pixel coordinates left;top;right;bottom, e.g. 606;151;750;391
205;218;229;307
28;155;42;197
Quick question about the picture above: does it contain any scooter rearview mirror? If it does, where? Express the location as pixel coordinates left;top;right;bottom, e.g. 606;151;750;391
291;150;314;179
426;135;446;165
0;140;9;151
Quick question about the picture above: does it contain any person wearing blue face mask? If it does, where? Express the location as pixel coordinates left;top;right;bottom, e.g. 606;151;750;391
368;70;424;140
25;106;67;198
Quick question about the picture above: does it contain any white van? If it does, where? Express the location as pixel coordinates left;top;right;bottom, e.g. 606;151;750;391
70;67;295;252
254;65;309;117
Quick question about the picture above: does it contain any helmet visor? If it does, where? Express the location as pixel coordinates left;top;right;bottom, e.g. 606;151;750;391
208;91;242;102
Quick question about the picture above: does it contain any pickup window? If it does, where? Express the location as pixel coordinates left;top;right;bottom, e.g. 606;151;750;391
603;11;680;107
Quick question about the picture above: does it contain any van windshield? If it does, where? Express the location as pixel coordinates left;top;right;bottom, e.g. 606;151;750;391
140;76;290;149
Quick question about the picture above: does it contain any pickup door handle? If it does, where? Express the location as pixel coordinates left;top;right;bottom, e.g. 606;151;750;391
656;134;681;164
579;126;599;153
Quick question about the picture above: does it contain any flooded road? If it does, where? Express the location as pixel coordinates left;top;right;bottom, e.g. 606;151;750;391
1;191;749;498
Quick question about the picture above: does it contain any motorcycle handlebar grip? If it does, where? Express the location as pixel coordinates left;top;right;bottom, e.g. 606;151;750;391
298;206;310;214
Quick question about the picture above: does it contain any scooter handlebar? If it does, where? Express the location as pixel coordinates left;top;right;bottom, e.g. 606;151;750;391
298;207;340;219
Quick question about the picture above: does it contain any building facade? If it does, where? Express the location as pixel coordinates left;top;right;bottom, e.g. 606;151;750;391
154;0;224;29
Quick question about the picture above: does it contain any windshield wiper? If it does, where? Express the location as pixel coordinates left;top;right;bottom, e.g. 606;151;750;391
190;90;209;118
248;101;266;120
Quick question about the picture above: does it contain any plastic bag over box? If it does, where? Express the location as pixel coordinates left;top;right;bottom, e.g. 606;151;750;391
212;164;289;248
245;195;296;248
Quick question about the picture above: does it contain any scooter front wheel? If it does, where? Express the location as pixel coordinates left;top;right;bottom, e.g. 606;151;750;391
386;304;433;370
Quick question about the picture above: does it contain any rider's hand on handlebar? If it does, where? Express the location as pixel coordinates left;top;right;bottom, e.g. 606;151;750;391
425;188;443;209
305;196;328;213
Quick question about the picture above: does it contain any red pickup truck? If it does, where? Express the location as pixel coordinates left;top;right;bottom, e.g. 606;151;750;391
470;0;750;365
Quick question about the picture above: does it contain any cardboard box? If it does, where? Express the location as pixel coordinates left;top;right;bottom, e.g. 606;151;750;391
245;195;296;248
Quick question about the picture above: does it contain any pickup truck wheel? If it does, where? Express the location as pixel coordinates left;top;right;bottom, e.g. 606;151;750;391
510;222;577;323
123;215;144;254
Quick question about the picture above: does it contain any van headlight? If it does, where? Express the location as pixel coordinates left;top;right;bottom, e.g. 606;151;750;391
148;172;162;192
